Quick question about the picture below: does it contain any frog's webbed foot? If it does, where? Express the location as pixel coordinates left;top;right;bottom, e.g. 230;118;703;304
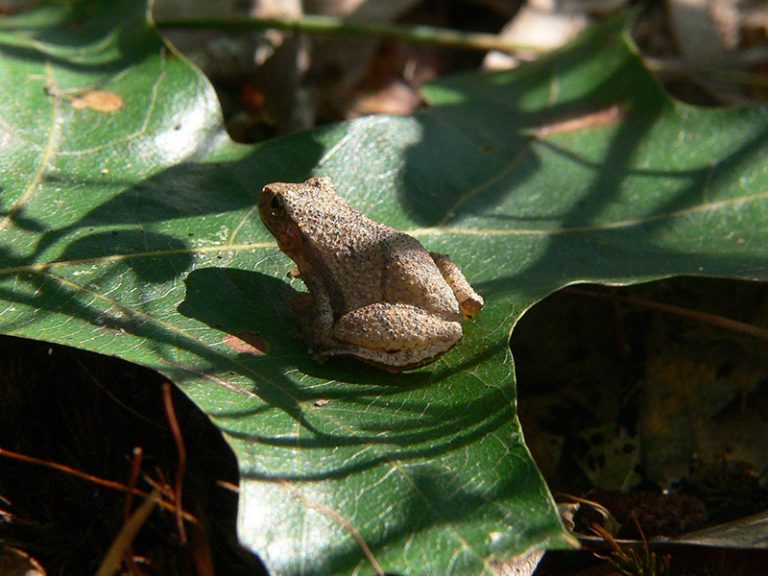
287;266;301;279
429;252;484;318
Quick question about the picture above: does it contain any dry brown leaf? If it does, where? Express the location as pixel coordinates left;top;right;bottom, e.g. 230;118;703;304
70;90;124;113
224;332;269;355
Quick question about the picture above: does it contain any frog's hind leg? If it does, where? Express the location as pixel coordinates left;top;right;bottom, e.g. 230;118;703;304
429;252;484;319
315;344;453;372
334;303;461;349
323;302;462;370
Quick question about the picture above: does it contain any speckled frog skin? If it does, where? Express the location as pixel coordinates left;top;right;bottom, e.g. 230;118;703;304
259;176;484;371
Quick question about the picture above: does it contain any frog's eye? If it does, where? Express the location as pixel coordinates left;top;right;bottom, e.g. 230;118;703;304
269;193;284;215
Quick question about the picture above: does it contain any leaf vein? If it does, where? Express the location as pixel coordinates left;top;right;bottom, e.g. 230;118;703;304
0;61;60;233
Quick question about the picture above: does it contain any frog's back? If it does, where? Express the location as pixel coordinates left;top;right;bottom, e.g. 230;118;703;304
301;206;397;311
307;211;458;317
290;180;459;317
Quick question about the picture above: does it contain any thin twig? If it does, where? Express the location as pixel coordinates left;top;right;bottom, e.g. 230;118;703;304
162;382;188;544
155;13;768;87
645;45;768;73
0;446;196;522
566;286;768;342
120;446;144;572
123;447;144;522
96;489;160;576
154;14;543;54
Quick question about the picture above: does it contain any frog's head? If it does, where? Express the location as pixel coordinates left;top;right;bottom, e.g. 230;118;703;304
259;181;302;260
259;177;335;261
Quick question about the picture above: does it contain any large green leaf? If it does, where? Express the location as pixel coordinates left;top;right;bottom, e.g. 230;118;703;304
2;1;767;574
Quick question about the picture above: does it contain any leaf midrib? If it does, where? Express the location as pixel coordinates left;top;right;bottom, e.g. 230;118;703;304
2;182;766;277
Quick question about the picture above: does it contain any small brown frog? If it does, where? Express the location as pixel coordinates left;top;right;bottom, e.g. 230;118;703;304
259;176;484;371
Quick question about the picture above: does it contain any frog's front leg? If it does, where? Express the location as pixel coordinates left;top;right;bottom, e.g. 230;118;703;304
320;302;463;369
429;252;484;319
296;287;335;350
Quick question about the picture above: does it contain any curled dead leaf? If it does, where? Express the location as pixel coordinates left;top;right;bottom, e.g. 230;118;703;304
224;332;268;355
